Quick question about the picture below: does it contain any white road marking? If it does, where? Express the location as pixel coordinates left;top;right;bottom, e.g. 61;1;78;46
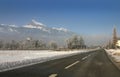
82;56;88;60
65;61;80;69
82;54;91;60
49;74;58;77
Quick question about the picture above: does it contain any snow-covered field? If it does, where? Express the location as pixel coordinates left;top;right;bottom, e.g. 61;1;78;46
0;49;93;72
106;49;120;63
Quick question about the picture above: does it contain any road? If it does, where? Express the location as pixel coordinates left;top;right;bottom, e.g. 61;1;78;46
0;49;120;77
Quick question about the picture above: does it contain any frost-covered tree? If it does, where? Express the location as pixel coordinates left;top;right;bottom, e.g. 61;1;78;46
78;37;86;49
4;43;11;49
34;40;39;48
32;40;46;49
9;40;19;50
49;41;58;50
0;40;3;49
67;35;86;49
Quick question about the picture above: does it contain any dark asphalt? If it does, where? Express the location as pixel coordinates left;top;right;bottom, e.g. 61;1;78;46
0;49;120;77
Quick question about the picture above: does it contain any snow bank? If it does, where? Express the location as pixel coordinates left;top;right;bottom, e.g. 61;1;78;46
106;49;120;62
106;49;120;70
0;49;93;72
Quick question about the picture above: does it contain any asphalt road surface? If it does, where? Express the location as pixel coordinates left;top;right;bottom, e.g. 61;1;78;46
0;49;120;77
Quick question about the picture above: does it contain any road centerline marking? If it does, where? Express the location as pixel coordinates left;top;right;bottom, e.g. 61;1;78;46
82;54;91;60
49;74;58;77
65;61;79;69
82;56;88;60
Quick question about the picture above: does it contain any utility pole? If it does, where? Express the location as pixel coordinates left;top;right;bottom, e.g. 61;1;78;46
113;26;117;49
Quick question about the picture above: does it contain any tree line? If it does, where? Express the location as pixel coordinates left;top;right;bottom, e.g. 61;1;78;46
0;35;86;50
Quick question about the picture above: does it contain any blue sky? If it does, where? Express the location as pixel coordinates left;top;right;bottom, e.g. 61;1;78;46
0;0;120;36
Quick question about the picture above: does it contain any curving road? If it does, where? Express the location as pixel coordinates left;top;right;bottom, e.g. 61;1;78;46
0;49;120;77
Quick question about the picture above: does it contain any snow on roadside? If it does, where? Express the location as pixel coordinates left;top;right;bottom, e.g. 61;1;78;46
0;49;93;72
105;49;120;62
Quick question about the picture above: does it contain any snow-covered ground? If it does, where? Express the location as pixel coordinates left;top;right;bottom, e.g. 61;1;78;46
0;49;94;72
106;49;120;63
106;49;120;70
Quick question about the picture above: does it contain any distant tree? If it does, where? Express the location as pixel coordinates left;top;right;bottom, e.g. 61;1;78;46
33;40;46;49
23;38;33;49
67;39;72;49
67;35;86;49
38;40;47;49
71;35;79;49
34;40;39;48
49;41;58;50
0;40;3;49
41;43;47;49
10;40;19;50
4;43;10;49
112;26;117;49
79;37;86;49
